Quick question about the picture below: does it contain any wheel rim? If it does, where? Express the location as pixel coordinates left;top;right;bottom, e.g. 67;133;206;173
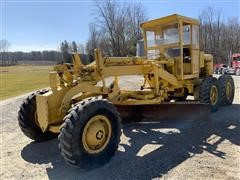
210;85;218;105
226;81;232;100
82;115;112;154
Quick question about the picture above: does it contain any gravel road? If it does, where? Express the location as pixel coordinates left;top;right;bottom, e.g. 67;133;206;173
0;75;239;180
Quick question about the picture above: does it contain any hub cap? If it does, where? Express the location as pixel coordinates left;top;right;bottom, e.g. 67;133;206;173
210;85;218;105
82;115;112;154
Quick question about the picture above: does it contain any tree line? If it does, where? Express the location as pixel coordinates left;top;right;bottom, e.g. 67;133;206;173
86;1;147;60
0;50;62;65
199;7;240;65
0;40;87;66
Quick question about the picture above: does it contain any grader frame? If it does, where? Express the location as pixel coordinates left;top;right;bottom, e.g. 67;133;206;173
36;14;213;133
18;14;235;169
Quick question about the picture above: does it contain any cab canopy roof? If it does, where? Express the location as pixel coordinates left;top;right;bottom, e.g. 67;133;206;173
140;14;199;30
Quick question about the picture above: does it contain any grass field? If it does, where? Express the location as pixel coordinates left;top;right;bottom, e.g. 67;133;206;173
0;65;52;100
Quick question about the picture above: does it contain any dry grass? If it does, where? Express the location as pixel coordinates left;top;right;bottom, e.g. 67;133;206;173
0;65;52;100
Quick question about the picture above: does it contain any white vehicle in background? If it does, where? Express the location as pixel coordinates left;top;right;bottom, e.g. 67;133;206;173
214;53;240;76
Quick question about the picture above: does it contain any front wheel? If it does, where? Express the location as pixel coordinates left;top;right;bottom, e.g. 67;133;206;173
58;97;122;169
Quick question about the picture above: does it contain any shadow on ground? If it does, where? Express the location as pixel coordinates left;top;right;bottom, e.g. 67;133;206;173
21;104;240;180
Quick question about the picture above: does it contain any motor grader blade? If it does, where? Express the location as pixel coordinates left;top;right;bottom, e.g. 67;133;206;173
116;102;211;122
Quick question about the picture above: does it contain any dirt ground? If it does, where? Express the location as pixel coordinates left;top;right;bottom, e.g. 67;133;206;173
0;75;239;180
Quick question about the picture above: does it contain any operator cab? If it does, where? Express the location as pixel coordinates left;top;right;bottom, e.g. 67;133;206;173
140;14;200;80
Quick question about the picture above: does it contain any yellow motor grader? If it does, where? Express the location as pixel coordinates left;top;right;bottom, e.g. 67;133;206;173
18;14;235;169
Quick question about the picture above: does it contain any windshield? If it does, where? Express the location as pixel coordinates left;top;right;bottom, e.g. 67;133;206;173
146;26;179;47
146;25;193;48
163;27;179;44
145;23;194;59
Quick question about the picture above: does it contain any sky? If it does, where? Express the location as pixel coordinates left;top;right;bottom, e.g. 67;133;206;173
1;0;240;52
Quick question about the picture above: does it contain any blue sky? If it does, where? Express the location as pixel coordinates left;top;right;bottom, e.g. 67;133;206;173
1;0;240;52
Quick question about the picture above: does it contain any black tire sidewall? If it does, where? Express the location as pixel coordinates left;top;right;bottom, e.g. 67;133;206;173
199;76;221;112
218;75;235;105
210;80;222;112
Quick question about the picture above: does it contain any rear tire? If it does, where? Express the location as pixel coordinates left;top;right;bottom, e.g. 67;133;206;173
218;74;235;105
199;77;222;112
18;89;58;141
58;97;122;169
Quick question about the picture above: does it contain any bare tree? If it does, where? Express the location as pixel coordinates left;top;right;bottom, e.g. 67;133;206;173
199;7;224;63
86;23;101;60
77;43;85;54
60;40;71;63
222;17;240;64
86;0;147;58
199;7;240;64
71;41;78;52
0;39;11;65
0;39;10;52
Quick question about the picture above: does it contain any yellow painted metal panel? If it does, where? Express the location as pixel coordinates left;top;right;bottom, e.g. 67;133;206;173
36;95;49;131
192;49;200;74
